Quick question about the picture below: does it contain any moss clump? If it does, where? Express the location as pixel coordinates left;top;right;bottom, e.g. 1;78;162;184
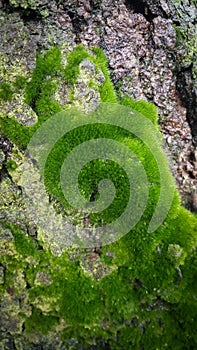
0;47;63;148
0;82;14;101
91;47;117;103
25;46;63;109
25;308;59;335
0;45;117;148
44;124;131;218
13;75;27;89
64;45;117;103
121;95;159;127
2;221;37;258
6;159;18;171
64;45;90;84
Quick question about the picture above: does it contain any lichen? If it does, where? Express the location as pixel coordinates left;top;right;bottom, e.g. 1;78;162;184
9;0;50;18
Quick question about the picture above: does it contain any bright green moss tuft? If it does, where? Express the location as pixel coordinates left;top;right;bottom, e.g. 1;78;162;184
0;47;63;148
121;95;159;126
91;47;117;103
64;45;117;102
25;46;63;107
64;45;90;84
25;308;59;335
0;45;117;149
43;115;178;232
60;272;103;324
6;159;18;171
0;117;35;148
44;123;132;222
2;221;37;258
13;75;27;89
34;79;62;117
164;206;197;252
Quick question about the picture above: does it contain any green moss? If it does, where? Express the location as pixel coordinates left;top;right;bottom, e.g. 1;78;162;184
43;112;177;232
99;268;139;321
60;271;103;324
34;79;62;117
0;47;63;148
25;308;59;335
0;117;35;148
173;24;183;46
44;124;131;221
25;46;63;107
64;45;117;103
0;82;13;101
88;79;96;89
91;47;117;103
6;159;18;171
121;95;159;127
2;221;37;258
13;75;27;89
0;45;117;148
64;45;90;84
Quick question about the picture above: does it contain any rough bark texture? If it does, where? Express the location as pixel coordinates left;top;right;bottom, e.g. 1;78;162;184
0;0;196;208
0;1;197;349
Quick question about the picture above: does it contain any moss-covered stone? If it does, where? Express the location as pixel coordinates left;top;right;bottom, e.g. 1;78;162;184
0;44;197;349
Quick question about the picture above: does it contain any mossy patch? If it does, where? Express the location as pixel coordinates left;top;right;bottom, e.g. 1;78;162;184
64;45;90;85
25;308;59;335
25;46;63;111
2;221;37;258
0;45;117;148
6;159;18;172
0;82;14;101
121;95;159;127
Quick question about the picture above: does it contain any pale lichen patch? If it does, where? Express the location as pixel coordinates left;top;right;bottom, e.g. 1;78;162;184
73;59;105;112
1;94;38;126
